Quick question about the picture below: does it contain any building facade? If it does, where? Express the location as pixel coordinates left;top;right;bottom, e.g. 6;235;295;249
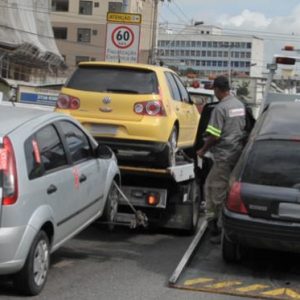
157;25;264;77
50;0;155;74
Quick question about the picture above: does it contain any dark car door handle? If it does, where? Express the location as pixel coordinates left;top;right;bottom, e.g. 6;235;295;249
79;174;87;183
47;184;57;195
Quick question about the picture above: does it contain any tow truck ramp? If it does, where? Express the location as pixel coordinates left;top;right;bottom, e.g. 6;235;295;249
169;218;300;300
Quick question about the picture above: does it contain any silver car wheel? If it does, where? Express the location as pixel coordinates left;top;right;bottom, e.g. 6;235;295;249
33;239;49;287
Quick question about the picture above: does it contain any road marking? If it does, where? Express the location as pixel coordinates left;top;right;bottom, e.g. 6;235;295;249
205;281;242;289
52;260;74;268
184;278;214;286
236;284;269;292
262;288;300;299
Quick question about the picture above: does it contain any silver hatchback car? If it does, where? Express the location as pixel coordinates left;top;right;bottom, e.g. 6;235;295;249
0;106;120;295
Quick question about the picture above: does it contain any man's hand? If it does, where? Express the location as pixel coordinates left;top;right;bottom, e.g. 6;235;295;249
197;148;206;158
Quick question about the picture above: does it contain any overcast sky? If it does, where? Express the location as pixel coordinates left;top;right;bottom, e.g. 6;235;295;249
159;0;300;68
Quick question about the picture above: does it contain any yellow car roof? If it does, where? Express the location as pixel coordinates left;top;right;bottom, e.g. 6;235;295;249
78;61;172;73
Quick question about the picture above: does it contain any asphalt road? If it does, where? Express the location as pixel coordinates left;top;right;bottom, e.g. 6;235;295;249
0;223;256;300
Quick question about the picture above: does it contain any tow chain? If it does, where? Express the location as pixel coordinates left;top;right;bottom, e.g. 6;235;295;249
113;181;148;228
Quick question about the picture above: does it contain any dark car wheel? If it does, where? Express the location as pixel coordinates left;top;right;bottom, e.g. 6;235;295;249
222;231;241;263
159;127;178;168
14;230;50;296
187;180;200;234
104;180;119;230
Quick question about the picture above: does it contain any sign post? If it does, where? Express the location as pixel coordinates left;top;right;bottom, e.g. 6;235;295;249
105;12;142;63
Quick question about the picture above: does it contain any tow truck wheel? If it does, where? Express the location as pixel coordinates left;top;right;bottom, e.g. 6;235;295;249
104;180;119;230
187;180;200;234
222;231;241;263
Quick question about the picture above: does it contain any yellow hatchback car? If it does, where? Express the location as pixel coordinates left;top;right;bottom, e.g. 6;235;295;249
56;62;200;167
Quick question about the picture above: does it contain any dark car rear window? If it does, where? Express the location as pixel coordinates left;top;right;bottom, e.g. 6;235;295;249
242;140;300;188
66;66;159;94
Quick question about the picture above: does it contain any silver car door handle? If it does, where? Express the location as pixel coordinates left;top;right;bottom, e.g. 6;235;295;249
47;184;57;194
79;174;87;183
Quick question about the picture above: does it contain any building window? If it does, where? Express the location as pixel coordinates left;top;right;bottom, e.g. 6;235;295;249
52;0;69;12
77;28;91;42
108;2;123;12
207;42;212;48
201;51;206;57
218;51;222;57
185;50;190;56
223;61;228;67
180;41;185;47
186;41;191;47
235;52;240;58
224;51;228;57
202;41;207;47
94;2;99;7
247;43;252;49
196;41;201;47
76;56;90;65
180;50;184;56
213;42;217;47
79;1;92;15
191;50;195;56
212;51;217;57
196;50;200;56
218;61;222;67
246;52;251;58
240;61;245;67
241;52;245;58
191;41;196;47
207;51;211;57
53;27;67;39
212;61;217;67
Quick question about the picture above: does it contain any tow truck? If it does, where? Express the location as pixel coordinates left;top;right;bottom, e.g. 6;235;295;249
167;49;300;300
109;150;202;233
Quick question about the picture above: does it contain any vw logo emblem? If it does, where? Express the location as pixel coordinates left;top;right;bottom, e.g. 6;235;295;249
102;96;111;104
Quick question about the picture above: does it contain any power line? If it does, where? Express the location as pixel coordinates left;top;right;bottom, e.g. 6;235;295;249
172;0;191;24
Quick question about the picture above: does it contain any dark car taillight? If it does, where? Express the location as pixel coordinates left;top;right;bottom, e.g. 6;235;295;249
56;94;80;110
226;181;248;214
1;137;18;206
133;100;166;116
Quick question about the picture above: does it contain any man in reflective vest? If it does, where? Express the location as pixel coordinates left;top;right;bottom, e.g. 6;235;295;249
197;75;246;244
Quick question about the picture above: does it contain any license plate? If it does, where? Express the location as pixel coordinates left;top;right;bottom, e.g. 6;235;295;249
89;124;117;135
278;203;300;220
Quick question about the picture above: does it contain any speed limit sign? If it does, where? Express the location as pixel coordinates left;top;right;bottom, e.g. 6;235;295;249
105;22;141;63
112;26;134;49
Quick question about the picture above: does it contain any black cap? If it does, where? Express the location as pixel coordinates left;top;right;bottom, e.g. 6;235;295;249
213;75;230;91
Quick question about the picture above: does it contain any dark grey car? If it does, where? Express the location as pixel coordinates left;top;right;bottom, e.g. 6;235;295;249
0;106;120;295
222;102;300;262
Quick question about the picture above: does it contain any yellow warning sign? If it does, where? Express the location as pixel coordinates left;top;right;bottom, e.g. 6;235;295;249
107;12;142;24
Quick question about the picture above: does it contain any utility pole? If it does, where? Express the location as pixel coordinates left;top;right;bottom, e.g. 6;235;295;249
150;0;159;64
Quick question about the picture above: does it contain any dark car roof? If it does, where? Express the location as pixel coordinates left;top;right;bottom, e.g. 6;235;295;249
258;102;300;138
0;106;52;136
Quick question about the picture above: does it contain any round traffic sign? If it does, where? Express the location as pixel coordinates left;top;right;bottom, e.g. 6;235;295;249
111;25;135;49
